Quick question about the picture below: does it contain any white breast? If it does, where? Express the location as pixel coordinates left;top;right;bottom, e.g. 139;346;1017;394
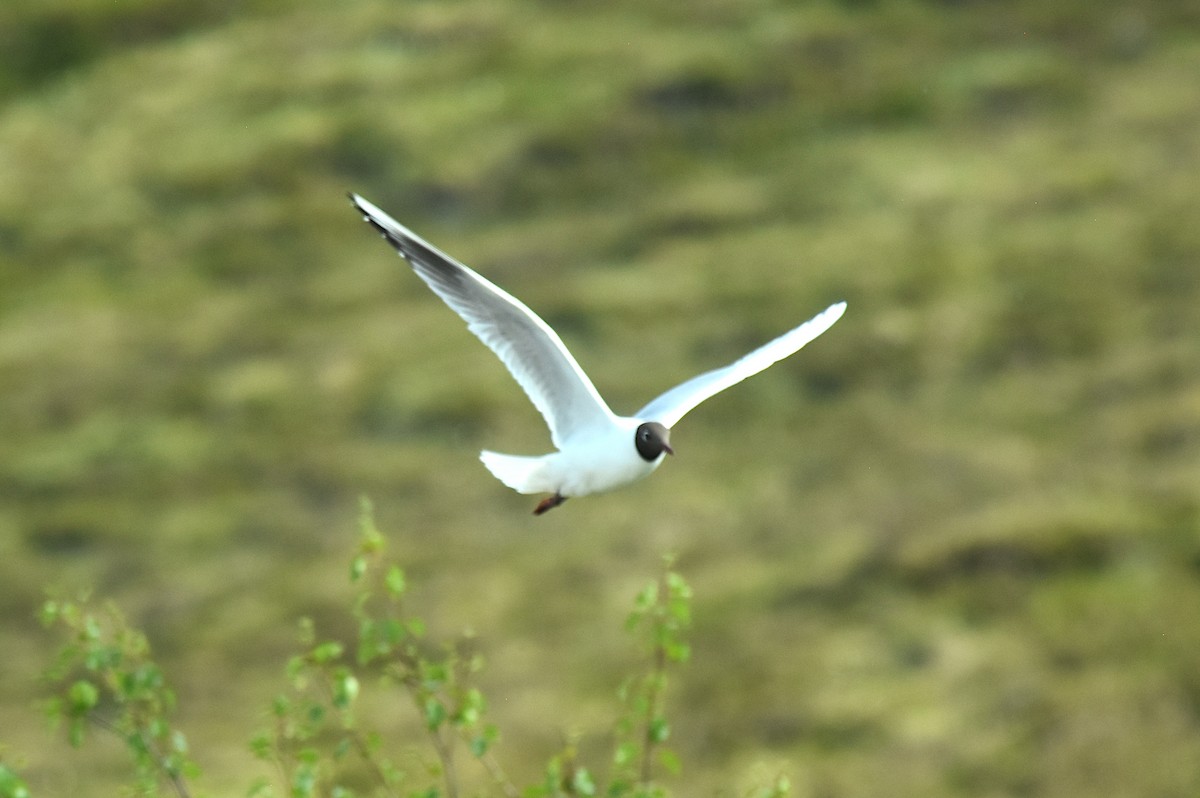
550;418;666;497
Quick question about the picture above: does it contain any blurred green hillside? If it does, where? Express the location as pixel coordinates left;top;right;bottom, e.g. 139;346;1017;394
2;0;1199;795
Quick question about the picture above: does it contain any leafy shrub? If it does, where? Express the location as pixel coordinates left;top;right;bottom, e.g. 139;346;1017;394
32;498;788;798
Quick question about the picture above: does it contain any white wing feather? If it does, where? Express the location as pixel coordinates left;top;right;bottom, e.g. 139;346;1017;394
636;301;846;428
351;194;616;447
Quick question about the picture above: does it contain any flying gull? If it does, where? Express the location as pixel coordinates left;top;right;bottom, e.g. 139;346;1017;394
350;193;846;514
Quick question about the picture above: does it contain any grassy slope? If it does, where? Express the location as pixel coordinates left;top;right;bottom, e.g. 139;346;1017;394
2;0;1199;795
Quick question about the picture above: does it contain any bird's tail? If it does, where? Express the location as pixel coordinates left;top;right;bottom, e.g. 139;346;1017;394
479;451;554;495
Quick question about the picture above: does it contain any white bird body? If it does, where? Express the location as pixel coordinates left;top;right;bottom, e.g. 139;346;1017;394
481;416;663;498
350;193;846;514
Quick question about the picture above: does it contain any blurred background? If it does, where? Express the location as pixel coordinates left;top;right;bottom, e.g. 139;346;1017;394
2;0;1199;795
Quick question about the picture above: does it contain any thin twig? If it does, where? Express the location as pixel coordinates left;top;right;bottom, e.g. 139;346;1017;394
455;726;519;798
89;714;192;798
639;642;668;786
401;671;459;798
314;672;402;798
271;712;295;798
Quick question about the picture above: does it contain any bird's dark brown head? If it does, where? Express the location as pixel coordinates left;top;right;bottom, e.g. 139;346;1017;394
634;422;673;462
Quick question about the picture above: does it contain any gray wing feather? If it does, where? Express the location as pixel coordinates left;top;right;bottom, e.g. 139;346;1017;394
637;301;846;428
351;194;615;447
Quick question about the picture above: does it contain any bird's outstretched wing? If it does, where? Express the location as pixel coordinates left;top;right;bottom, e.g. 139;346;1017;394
351;194;616;446
636;301;846;428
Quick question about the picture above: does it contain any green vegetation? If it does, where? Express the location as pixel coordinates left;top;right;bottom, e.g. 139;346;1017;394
36;501;714;798
40;595;199;796
2;0;1198;796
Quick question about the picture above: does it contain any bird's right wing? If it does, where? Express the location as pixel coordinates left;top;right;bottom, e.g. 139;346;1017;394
350;194;616;447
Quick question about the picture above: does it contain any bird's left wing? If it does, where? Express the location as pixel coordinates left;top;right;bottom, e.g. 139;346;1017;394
636;301;846;428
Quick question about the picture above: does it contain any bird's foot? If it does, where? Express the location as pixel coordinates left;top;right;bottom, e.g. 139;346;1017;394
533;493;567;515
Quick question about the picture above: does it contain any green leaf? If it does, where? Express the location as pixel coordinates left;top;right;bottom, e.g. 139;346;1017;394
246;776;273;798
332;670;359;709
43;696;63;727
291;761;318;798
357;496;383;553
39;600;60;627
148;717;170;742
360;616;407;660
648;716;670;744
421;661;448;688
385;565;406;597
613;741;637;767
310;641;343;664
423;697;446;731
286;655;307;684
607;777;633;796
67;717;87;748
469;733;491;757
296;617;316;646
122;662;163;696
405;617;426;638
626;584;657;630
665;571;691;598
455;687;485;727
664;641;691;663
82;615;102;642
357;619;383;664
249;731;273;760
657;748;681;775
127;729;151;757
386;618;409;645
572;766;596;795
379;758;404;786
83;644;119;672
0;764;31;798
67;679;99;714
350;554;368;583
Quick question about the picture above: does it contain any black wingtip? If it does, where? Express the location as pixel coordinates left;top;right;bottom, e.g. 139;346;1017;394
345;194;459;284
347;193;391;241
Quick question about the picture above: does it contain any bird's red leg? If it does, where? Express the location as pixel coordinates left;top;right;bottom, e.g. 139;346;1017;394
533;494;567;515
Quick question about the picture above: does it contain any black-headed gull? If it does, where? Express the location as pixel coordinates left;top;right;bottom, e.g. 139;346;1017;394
350;194;846;514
